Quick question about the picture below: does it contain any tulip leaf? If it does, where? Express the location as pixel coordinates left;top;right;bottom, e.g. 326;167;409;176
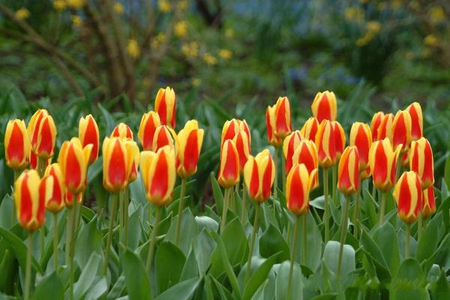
166;208;198;254
84;277;108;300
120;248;151;300
74;252;102;300
80;205;96;223
444;154;450;190
180;248;199;281
0;246;15;294
433;233;450;272
154;277;201;300
129;173;147;206
431;268;450;300
75;217;103;269
210;173;224;213
372;222;400;274
242;253;279;300
195;216;219;233
416;212;444;262
31;272;64;300
107;276;126;300
362;189;379;229
390;258;427;300
87;158;103;184
210;275;234;300
437;195;450;232
221;217;249;266
194;229;216;276
0;195;13;229
323;241;355;276
275;261;302;300
259;224;290;263
155;241;186;294
98;103;116;137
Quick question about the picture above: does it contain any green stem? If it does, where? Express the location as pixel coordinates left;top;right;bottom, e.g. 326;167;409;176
103;194;119;276
379;192;386;225
65;206;75;300
176;178;187;245
245;203;261;284
124;187;130;247
324;168;330;243
332;165;337;206
405;223;411;259
302;214;307;266
337;196;350;278
241;184;247;225
146;206;162;274
220;188;230;235
353;184;361;238
53;213;59;271
24;231;35;300
281;151;286;197
37;157;46;177
417;211;423;241
287;216;301;300
119;191;124;244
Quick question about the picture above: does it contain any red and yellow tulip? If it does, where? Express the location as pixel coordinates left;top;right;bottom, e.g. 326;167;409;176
369;138;401;192
218;139;240;188
221;119;251;171
311;91;337;122
283;130;303;173
138;111;161;151
291;140;319;190
28;109;57;159
332;121;346;161
79;114;100;164
393;171;422;224
338;146;360;196
286;163;317;216
315;120;337;168
155;86;176;129
409;137;434;189
376;113;394;142
44;163;66;213
392;110;412;153
370;111;384;142
140;146;176;206
422;185;436;219
300;117;319;142
176;120;204;178
111;122;133;140
152;125;175;152
243;149;275;203
406;102;423;141
266;96;292;146
349;122;372;175
4;119;31;171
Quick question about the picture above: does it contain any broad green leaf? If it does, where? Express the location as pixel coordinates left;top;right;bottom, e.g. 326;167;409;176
75;217;103;269
362;189;378;228
210;173;224;213
195;216;219;233
210;275;234;300
242;253;279;300
154;278;201;300
360;230;388;271
180;249;198;281
433;233;450;272
436;195;450;232
259;224;289;263
74;252;102;300
0;246;15;294
31;272;63;300
294;211;323;271
275;261;302;300
416;212;444;262
0;195;13;229
121;248;151;300
194;230;216;276
372;222;400;274
431;269;450;300
155;241;186;294
390;258;427;300
166;208;198;254
323;241;355;276
84;277;108;300
444;154;450;189
221;217;248;266
107;276;126;300
128;206;143;249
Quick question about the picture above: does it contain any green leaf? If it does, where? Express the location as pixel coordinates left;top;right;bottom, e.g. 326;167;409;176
75;217;103;269
74;252;102;300
210;173;224;213
416;212;444;262
180;249;199;281
155;241;186;294
166;208;198;254
372;222;400;274
221;217;248;266
242;253;279;300
275;261;302;300
194;230;216;276
390;258;427;300
31;272;64;300
259;224;290;263
0;195;13;229
195;216;219;233
431;269;450;300
84;277;108;300
0;246;15;294
121;248;151;300
444;154;450;189
107;276;126;300
323;241;355;276
154;278;201;300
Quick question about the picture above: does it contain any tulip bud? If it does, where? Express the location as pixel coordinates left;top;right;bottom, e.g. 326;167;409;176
332;121;346;161
44;163;66;213
349;122;372;172
392;110;412;153
393;171;422;224
338;146;360;195
5;119;31;171
300;117;319;142
406;102;423;141
176;120;204;178
140;146;176;206
28;109;57;159
79;114;100;164
283;130;303;173
233;129;251;172
311;91;337;122
422;185;436;219
126;141;140;184
152;125;175;151
218;139;240;188
370;111;384;142
138;111;161;150
376;113;394;142
291;140;319;190
266;96;292;146
315;120;337;168
286;163;317;216
221;119;250;146
409;137;434;189
243;149;275;203
369;138;401;192
111;122;133;140
155;86;176;129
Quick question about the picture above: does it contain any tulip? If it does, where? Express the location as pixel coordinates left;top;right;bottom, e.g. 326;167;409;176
111;122;133;140
176;120;204;178
233;129;251;172
338;146;360;195
65;190;83;208
370;111;384;142
291;140;319;190
311;91;337;122
393;171;422;224
406;102;423;141
315;120;337;168
138;111;161;150
221;119;251;148
283;130;303;173
349;122;372;172
79;114;100;164
286;163;317;216
392;110;412;153
266;96;292;146
126;141;140;184
409;137;434;189
155;86;176;129
300;117;320;142
58;137;92;195
332;121;346;161
376;113;394;142
140;146;176;206
369;138;401;192
243;149;275;203
44;163;66;213
152;125;175;152
218;139;240;188
422;185;436;219
28;110;57;160
5;119;31;171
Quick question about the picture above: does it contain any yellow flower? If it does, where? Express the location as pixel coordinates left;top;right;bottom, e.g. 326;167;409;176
392;0;402;10
192;78;201;87
344;7;364;22
178;0;189;11
203;53;217;66
71;15;83;27
15;8;30;20
421;48;431;58
159;0;171;13
66;0;85;9
175;21;187;38
429;6;445;24
113;2;124;15
181;42;199;58
53;0;66;10
151;33;165;49
127;39;140;58
225;29;234;39
367;21;381;33
377;2;387;11
219;49;232;60
423;34;438;47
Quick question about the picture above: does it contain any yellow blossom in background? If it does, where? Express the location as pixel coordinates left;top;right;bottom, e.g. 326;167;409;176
66;0;85;9
159;0;171;13
421;48;431;58
423;35;438;47
406;51;414;60
127;39;140;58
175;21;188;38
15;8;30;20
151;33;165;49
192;78;201;87
181;42;199;58
429;6;445;24
225;29;234;39
219;49;232;60
356;21;381;47
71;15;83;27
113;2;124;15
178;0;189;11
367;21;381;33
344;7;364;22
203;53;217;66
54;0;66;10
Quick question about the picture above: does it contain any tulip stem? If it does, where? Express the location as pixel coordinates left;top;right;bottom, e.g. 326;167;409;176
417;212;423;241
302;214;307;266
24;231;35;300
103;194;119;276
146;206;162;274
324;168;330;243
52;213;59;271
220;188;231;235
245;203;261;284
176;178;187;245
379;192;386;225
353;184;361;238
124;188;130;247
405;223;411;259
281;152;286;197
287;215;300;300
119;190;124;244
241;184;248;225
65;206;75;300
337;195;350;278
332;165;337;206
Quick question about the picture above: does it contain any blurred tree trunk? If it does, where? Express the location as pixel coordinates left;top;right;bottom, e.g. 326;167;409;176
195;0;223;28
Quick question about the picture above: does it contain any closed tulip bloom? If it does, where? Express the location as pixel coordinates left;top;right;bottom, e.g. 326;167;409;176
5;119;31;171
311;91;337;122
315;120;337;168
138;111;161;150
218;139;240;188
300;117;319;142
44;163;66;213
409;137;434;189
176;120;204;178
65;191;83;208
152;125;175;151
283;130;304;173
370;111;385;142
406;102;423;141
28;109;57;159
392;110;412;153
292;140;319;190
243;149;275;203
111;123;133;140
393;171;422;224
286;163;317;216
376;113;394;142
14;169;51;231
233;129;251;172
79;114;100;164
221;119;250;147
338;146;360;195
332;121;346;161
422;185;436;219
28;109;47;150
126;141;140;184
58;137;92;195
369;138;401;192
266;96;292;146
140;146;176;206
155;86;176;129
349;122;372;172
